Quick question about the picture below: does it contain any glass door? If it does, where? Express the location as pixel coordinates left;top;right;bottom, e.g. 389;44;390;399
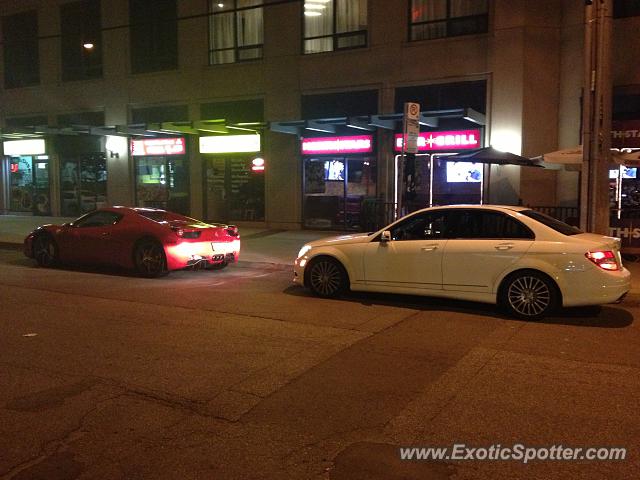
135;156;190;215
60;154;107;216
9;155;51;215
303;157;345;230
204;157;265;223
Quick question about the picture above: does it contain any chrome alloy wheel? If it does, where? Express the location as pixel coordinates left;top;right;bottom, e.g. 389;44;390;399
309;259;344;297
507;275;551;317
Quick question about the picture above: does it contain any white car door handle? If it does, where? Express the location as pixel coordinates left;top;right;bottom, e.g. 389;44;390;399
421;245;439;252
495;243;514;250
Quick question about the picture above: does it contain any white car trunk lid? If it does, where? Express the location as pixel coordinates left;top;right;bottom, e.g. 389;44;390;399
573;233;621;252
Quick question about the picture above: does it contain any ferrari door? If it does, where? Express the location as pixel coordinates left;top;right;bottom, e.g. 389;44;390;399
66;211;124;264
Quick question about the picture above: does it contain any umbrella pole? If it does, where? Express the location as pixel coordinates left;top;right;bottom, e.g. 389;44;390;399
480;164;484;205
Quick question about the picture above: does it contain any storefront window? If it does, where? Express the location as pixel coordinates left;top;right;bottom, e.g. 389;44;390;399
60;154;107;216
9;155;51;215
304;0;368;54
303;156;376;230
205;157;265;222
135;156;190;215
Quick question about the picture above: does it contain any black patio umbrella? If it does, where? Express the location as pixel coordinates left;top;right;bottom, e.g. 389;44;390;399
452;146;540;167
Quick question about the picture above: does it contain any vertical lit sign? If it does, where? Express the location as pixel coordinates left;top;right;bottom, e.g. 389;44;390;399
301;135;374;154
394;130;481;152
131;138;186;156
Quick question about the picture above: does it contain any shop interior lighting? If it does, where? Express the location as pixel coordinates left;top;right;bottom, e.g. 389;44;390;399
304;10;322;16
305;3;326;9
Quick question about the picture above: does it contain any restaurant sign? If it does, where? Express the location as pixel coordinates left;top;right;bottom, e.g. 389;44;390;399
131;138;186;156
394;129;482;152
302;135;374;155
612;120;640;149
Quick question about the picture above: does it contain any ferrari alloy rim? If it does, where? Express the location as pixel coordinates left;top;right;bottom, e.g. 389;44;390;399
507;276;551;317
310;261;341;296
34;237;55;266
136;243;164;274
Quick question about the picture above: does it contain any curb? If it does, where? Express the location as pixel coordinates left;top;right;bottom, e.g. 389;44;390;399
0;241;22;251
236;260;291;271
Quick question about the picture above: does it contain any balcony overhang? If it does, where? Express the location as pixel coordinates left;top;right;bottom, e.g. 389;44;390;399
1;120;267;140
269;108;486;136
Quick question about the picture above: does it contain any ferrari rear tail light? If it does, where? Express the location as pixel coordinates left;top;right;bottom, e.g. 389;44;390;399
585;250;619;271
227;225;239;237
171;227;201;239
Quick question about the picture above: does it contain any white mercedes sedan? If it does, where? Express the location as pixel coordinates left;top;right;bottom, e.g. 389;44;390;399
293;205;631;319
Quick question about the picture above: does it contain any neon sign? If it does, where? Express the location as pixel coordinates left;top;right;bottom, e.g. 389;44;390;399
394;130;482;152
301;135;373;155
3;139;46;155
199;135;261;154
10;163;19;173
251;157;265;172
612;120;640;148
131;138;186;156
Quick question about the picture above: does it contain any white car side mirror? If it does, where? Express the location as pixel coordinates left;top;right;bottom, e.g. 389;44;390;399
380;230;391;243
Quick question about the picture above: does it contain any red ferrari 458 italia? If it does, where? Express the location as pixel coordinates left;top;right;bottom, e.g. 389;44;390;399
24;207;240;277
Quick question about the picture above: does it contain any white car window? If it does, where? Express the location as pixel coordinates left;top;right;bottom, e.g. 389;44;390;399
390;211;450;241
449;210;534;239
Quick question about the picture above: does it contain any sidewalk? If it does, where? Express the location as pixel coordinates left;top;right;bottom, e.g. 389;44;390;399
2;214;639;294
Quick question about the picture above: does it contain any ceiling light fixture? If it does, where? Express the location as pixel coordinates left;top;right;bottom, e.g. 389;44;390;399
304;10;322;16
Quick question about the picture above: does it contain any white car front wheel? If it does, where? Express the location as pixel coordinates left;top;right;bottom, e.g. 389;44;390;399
306;257;348;298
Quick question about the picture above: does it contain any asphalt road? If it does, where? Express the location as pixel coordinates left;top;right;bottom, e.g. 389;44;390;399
0;248;639;479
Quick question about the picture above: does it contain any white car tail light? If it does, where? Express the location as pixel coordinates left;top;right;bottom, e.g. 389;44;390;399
585;250;619;271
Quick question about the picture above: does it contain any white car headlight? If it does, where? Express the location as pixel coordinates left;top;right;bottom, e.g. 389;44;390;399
297;245;312;259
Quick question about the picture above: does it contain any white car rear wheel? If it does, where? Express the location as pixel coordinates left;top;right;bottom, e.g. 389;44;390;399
501;271;559;319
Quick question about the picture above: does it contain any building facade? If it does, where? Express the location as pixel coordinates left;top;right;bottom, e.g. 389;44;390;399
1;0;639;230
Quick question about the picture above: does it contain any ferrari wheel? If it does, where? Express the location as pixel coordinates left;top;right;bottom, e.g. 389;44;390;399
33;235;58;268
134;240;167;278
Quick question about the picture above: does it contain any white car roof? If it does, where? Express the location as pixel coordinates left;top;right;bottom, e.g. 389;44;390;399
416;204;530;213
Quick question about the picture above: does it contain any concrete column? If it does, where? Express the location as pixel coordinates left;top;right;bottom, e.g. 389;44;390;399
188;135;203;219
263;0;302;228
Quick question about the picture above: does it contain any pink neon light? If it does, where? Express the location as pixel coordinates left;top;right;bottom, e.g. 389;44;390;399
131;137;186;156
394;129;482;152
302;135;373;154
10;163;19;173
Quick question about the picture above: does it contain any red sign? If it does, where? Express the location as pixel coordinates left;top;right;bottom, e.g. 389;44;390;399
131;138;186;156
394;129;482;152
251;157;265;172
301;135;373;155
612;120;640;148
10;163;19;173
